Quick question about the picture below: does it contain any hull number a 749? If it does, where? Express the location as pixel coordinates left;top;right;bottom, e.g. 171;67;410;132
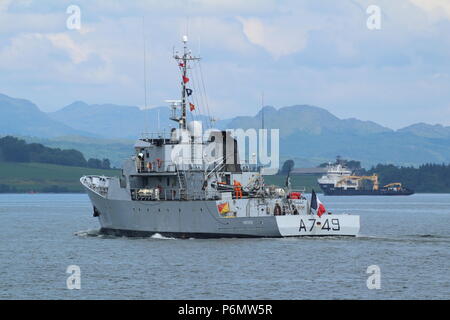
299;218;340;232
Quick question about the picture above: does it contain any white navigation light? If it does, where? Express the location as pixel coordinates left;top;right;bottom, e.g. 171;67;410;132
182;35;188;43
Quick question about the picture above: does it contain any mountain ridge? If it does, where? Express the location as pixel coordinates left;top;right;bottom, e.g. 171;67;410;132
398;122;450;139
49;100;215;139
1;92;450;167
0;94;93;138
227;104;392;136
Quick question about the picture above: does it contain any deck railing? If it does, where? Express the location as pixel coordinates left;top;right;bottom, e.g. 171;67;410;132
130;188;218;201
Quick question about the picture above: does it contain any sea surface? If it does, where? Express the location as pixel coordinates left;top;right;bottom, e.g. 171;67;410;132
0;193;449;300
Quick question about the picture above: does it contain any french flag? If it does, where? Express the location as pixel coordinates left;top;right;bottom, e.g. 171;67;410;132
311;189;326;217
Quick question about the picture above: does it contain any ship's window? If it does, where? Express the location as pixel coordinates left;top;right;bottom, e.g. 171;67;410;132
167;178;170;186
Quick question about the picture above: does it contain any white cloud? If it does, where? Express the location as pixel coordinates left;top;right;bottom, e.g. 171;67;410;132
179;16;254;55
0;0;12;12
409;0;450;20
0;32;91;67
46;33;90;64
238;16;308;59
0;0;449;128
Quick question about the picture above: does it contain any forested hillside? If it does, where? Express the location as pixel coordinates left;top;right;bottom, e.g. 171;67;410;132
0;136;111;169
366;164;450;193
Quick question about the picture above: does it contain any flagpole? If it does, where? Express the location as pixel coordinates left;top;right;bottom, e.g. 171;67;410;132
310;189;316;215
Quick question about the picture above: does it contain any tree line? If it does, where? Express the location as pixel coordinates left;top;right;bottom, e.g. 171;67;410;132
0;136;111;169
364;163;450;193
279;159;450;193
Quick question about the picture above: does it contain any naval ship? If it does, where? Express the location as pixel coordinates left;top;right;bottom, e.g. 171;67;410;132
318;159;414;196
80;37;360;238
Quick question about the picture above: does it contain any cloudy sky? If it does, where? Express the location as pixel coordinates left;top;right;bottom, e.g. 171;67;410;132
0;0;449;129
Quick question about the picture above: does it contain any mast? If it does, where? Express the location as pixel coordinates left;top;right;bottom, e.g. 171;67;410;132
173;35;200;130
181;36;188;129
261;92;265;130
142;17;149;133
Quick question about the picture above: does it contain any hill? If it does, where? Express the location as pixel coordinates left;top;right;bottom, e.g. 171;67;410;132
49;101;218;139
21;135;134;168
397;123;450;139
0;94;92;138
0;162;120;193
2;93;450;167
365;163;450;193
281;130;450;167
227;105;392;137
0;136;111;169
227;105;450;167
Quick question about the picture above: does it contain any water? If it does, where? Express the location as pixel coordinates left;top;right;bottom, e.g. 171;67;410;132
0;193;449;300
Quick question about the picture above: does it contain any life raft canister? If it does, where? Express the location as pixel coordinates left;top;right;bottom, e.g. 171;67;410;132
289;192;301;199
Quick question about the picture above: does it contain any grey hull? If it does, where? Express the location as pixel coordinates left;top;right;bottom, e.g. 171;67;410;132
86;188;283;238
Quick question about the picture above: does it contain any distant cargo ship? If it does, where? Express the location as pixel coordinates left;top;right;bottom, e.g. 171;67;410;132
318;161;414;196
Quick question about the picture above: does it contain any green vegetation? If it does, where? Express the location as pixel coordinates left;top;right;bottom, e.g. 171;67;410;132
268;163;450;193
0;162;119;193
0;136;111;169
22;135;133;168
365;163;450;193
